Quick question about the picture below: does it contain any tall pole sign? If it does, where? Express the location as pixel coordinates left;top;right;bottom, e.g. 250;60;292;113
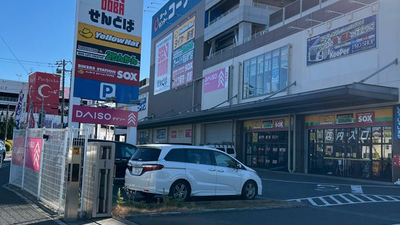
69;0;143;134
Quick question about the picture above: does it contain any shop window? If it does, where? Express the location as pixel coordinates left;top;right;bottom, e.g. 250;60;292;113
242;45;289;99
358;127;371;144
324;129;334;143
383;127;392;143
324;145;333;157
347;128;357;143
317;129;324;143
372;145;382;160
335;128;346;143
264;52;272;94
372;127;382;144
359;145;371;159
256;55;264;96
309;130;317;144
382;144;392;159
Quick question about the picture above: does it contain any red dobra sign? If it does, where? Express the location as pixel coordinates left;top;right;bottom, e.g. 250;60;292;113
72;105;138;127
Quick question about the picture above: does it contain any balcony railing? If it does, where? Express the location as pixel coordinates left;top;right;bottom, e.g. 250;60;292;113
206;5;239;28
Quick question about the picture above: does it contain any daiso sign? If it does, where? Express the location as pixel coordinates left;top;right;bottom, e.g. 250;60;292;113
72;105;138;127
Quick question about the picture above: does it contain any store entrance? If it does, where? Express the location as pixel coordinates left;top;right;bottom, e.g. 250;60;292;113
245;131;289;171
308;127;392;181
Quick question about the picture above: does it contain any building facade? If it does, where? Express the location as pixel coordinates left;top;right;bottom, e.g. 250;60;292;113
138;0;400;182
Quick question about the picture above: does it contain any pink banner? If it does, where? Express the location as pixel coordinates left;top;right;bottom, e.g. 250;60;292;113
72;105;138;127
12;137;25;166
25;138;42;172
203;67;228;93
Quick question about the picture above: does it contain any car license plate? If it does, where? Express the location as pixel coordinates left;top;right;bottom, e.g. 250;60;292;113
133;167;142;175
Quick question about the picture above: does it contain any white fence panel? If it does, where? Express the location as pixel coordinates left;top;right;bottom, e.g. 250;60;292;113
9;129;26;188
8;127;88;215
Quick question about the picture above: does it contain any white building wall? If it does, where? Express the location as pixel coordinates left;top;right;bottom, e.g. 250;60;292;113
203;0;400;109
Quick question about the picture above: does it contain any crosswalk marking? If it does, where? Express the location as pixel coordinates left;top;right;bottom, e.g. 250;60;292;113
339;194;354;203
348;194;364;202
361;194;377;202
287;193;400;207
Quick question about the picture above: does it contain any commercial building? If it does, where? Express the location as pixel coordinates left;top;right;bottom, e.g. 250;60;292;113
138;0;400;182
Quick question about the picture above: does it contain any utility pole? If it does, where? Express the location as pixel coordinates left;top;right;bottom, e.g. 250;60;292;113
61;59;65;127
4;104;9;141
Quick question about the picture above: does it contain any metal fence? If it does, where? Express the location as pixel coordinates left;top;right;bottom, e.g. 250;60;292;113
9;127;87;214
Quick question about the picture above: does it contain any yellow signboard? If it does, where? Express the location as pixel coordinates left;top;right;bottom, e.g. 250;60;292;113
173;16;195;50
77;23;141;53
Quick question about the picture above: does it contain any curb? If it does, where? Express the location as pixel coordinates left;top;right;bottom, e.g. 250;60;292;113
256;169;396;186
122;201;303;219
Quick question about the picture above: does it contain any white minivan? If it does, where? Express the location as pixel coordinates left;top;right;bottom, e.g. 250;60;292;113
124;144;262;201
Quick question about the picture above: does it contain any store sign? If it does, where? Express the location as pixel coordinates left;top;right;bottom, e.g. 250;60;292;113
77;23;141;53
138;98;146;111
171;130;177;138
172;16;195;90
356;112;375;124
203;67;229;93
262;120;273;128
173;16;195;50
152;0;201;38
307;15;376;66
72;105;138;127
154;33;173;95
75;58;139;86
319;115;335;125
28;72;61;115
274;119;285;128
73;0;142;104
336;113;355;124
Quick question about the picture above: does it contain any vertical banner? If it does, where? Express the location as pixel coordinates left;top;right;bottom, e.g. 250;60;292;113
154;33;173;95
14;90;24;129
172;16;195;89
395;105;400;140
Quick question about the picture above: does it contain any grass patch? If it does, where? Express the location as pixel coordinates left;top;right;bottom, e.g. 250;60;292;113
112;189;299;218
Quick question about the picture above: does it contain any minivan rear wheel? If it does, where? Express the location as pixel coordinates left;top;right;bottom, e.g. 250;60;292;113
241;180;257;200
169;180;191;201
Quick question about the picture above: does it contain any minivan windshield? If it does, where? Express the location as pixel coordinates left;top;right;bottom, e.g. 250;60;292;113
130;148;161;161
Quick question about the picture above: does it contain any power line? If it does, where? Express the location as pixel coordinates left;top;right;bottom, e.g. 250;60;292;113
0;57;54;66
0;34;29;74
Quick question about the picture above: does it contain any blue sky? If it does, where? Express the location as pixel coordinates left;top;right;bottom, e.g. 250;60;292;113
0;0;163;87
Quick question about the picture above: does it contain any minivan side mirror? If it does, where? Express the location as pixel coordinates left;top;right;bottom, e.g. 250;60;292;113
236;163;243;170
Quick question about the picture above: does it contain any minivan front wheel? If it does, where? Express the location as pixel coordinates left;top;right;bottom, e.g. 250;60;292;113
169;180;191;201
241;180;257;200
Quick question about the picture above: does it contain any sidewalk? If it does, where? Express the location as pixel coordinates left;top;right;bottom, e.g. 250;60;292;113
0;154;135;225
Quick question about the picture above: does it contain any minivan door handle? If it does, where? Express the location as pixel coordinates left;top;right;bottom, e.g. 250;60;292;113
217;170;224;173
209;168;216;171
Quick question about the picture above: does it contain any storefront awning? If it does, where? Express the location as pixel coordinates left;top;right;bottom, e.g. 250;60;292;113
138;83;398;129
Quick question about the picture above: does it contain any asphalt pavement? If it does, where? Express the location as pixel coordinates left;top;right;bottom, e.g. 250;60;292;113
0;155;60;225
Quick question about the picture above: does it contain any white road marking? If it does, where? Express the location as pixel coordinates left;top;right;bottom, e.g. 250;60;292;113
348;194;365;202
351;185;363;194
287;194;400;207
338;194;354;203
361;194;377;202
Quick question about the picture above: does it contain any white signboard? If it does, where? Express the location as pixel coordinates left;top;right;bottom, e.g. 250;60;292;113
154;33;172;95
